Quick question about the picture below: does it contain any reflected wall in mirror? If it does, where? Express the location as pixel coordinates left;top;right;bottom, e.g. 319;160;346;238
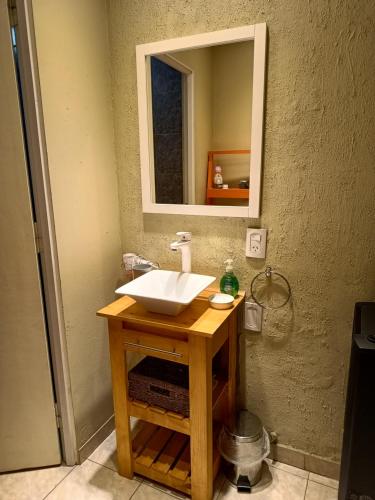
137;24;267;217
150;41;253;206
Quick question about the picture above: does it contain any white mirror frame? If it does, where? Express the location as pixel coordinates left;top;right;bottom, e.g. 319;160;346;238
136;23;267;218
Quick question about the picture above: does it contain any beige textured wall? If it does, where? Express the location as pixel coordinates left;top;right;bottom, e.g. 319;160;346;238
211;41;253;151
108;0;375;463
33;0;121;449
211;42;253;192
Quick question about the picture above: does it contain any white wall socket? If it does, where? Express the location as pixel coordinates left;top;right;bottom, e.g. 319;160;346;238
244;300;263;331
246;228;267;258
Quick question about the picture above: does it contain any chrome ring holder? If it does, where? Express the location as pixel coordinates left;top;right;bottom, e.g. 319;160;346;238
250;266;291;310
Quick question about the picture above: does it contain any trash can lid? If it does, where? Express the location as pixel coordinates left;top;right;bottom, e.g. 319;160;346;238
226;410;263;443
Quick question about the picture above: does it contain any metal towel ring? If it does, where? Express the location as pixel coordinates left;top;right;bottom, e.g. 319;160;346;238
250;266;291;310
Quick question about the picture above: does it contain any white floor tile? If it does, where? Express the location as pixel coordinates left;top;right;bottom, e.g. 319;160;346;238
141;471;224;499
305;481;338;500
2;452;340;500
218;464;307;499
0;465;73;500
45;460;140;500
140;478;188;499
309;472;339;489
88;431;118;472
266;458;309;479
88;422;141;474
132;483;176;499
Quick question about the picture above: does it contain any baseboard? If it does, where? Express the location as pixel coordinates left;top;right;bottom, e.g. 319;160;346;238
270;443;340;480
78;414;115;464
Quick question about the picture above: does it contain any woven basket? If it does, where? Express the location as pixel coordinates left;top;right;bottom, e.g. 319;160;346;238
128;357;190;417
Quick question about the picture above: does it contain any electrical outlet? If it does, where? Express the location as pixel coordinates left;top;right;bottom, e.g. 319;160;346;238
250;233;261;253
246;228;267;258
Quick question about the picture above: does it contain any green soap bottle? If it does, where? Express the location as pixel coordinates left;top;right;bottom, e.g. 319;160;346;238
220;259;239;297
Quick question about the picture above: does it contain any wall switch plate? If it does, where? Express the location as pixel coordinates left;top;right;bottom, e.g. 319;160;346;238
244;300;263;332
246;228;267;258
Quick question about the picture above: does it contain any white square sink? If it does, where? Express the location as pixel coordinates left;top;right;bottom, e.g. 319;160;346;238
115;269;216;316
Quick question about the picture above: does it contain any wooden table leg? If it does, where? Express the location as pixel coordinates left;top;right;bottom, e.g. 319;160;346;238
228;312;238;425
108;320;133;478
189;335;213;500
227;312;238;428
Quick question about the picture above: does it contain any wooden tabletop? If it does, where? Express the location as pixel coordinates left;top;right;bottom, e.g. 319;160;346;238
97;287;245;337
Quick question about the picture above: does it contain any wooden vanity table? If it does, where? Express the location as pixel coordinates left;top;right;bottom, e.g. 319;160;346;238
97;288;244;499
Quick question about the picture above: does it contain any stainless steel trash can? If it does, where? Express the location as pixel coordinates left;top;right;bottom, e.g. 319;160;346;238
218;410;270;493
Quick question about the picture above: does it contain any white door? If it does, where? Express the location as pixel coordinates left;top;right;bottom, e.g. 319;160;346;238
0;0;61;472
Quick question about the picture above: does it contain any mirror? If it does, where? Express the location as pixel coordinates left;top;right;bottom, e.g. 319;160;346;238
136;24;267;218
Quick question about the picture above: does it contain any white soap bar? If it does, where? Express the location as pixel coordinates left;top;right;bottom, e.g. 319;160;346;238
208;293;234;310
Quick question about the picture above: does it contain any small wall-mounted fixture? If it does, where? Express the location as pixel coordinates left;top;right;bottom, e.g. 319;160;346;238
243;300;263;331
246;228;267;258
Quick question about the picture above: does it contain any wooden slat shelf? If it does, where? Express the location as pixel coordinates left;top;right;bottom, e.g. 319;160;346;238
129;399;190;435
132;421;222;496
132;422;191;495
128;379;228;437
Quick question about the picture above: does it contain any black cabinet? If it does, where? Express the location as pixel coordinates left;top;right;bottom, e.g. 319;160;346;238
339;302;375;500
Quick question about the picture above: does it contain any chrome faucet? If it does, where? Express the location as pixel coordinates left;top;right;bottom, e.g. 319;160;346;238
170;231;192;273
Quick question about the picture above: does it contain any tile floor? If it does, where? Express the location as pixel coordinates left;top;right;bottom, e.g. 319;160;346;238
0;431;339;499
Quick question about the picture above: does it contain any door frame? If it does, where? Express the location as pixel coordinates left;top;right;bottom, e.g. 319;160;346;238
13;0;77;465
147;53;195;205
151;54;195;205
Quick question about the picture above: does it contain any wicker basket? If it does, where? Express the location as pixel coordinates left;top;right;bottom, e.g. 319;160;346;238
128;357;190;416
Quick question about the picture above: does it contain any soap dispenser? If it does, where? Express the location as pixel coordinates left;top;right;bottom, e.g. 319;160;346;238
220;259;239;297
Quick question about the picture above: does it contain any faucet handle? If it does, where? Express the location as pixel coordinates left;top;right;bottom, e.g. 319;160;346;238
176;231;192;242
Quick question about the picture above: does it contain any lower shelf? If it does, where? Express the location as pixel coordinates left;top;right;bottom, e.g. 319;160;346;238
132;421;222;496
132;421;191;495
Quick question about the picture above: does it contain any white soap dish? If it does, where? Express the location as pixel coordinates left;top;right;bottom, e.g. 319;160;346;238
208;293;234;310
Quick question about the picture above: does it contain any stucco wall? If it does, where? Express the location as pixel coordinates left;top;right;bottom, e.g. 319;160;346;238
33;0;121;449
107;0;375;463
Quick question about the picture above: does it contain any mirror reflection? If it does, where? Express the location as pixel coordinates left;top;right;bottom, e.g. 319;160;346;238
148;40;254;206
